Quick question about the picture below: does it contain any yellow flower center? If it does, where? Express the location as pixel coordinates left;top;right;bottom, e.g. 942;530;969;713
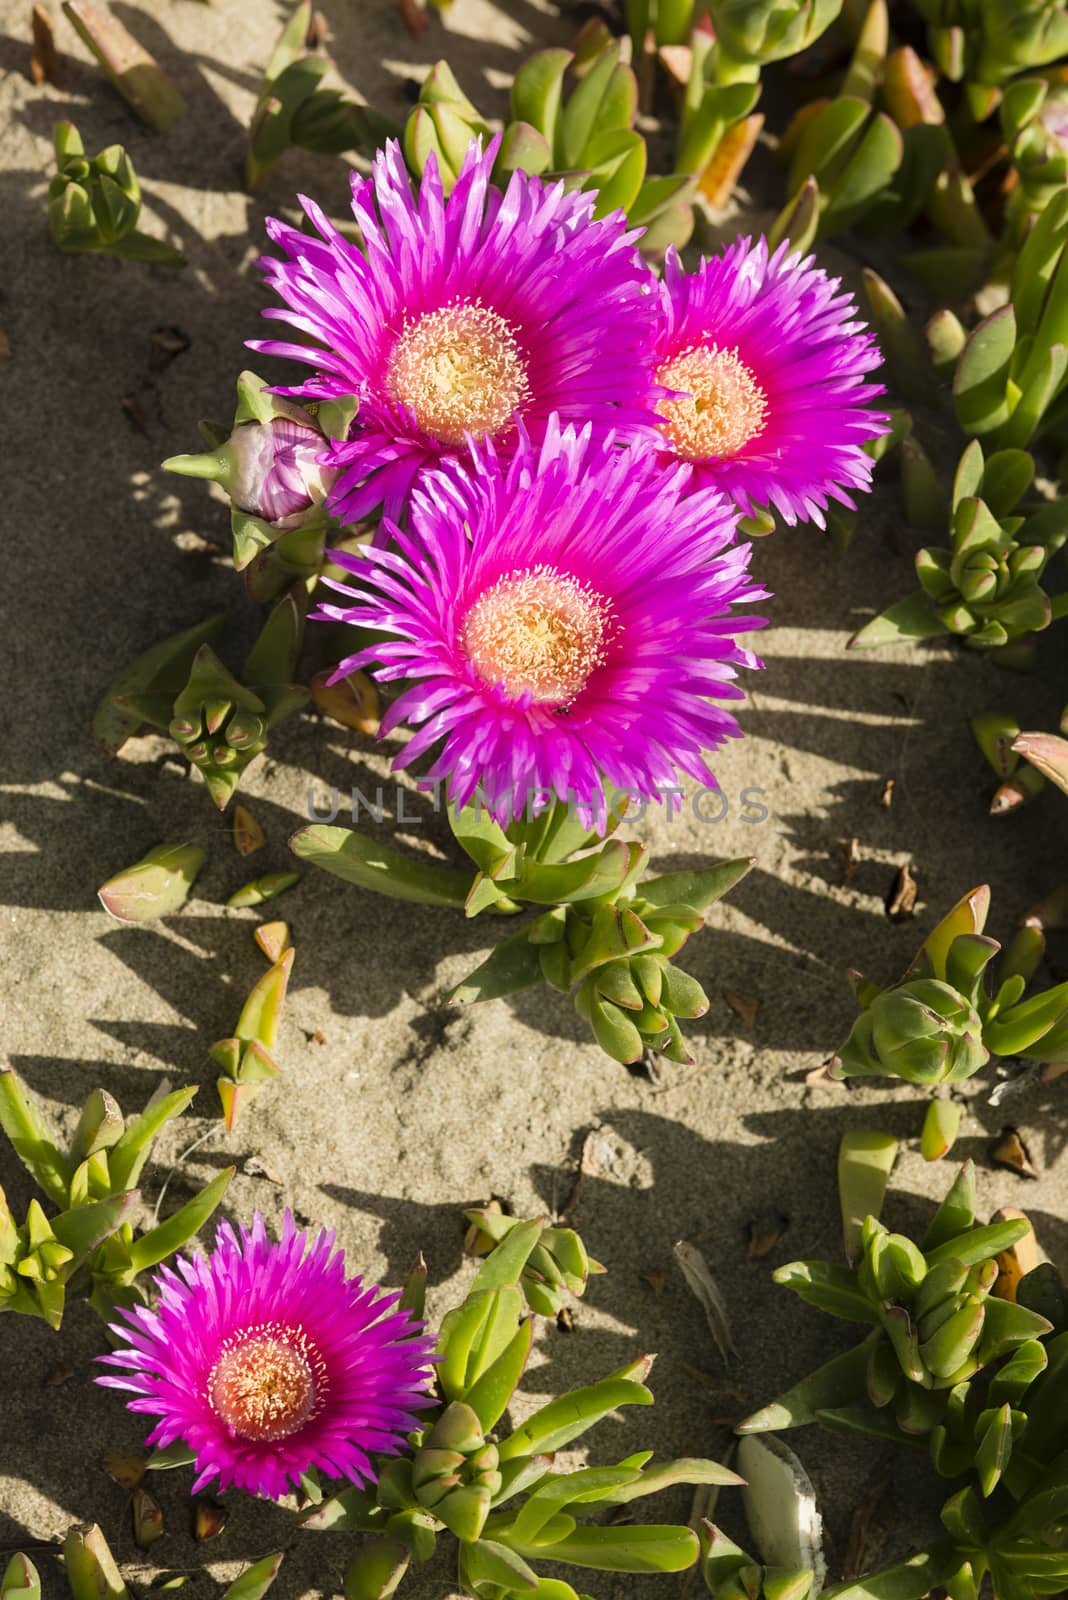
209;1324;324;1442
387;301;530;446
461;565;612;706
656;343;768;460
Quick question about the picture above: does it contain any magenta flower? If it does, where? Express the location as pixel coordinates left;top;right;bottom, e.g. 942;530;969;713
652;238;888;527
317;423;768;825
251;137;660;524
98;1213;436;1500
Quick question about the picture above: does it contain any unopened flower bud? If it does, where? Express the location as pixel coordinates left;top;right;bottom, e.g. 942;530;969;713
228;417;333;523
165;413;334;529
869;981;988;1084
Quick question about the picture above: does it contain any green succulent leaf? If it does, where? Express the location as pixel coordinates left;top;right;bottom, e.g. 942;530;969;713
502;1522;699;1573
222;1554;285;1600
737;1339;875;1432
107;1085;198;1192
497;1378;653;1461
464;1316;534;1432
290;826;472;908
772;1261;881;1325
123;1167;234;1277
639;857;754;913
0;1068;73;1208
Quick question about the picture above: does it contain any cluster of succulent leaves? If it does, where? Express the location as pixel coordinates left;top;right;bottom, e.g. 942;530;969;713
968;700;1068;817
850;436;1068;652
0;1068;231;1329
764;0;1068;264
831;884;1068;1088
301;1213;737;1599
402;40;699;253
904;0;1068;120
2;1528;283;1600
93;587;308;811
699;1519;820;1600
210;936;295;1130
1001;77;1068;229
292;799;751;1067
772;2;968;254
630;0;845;211
245;1;396;191
48;121;184;268
734;1148;1068;1600
848;177;1068;651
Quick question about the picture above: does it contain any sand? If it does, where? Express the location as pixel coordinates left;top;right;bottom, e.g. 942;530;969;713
2;0;1067;1594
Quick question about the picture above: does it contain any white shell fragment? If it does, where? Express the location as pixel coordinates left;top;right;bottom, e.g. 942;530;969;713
737;1433;827;1592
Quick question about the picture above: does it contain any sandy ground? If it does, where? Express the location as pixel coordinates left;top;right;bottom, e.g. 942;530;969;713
2;0;1067;1595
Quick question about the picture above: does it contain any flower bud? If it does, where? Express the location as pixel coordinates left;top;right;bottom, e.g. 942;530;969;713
228;417;333;523
166;413;334;528
868;980;988;1084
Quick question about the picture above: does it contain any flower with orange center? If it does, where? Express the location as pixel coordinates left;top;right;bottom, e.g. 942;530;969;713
387;302;529;448
461;566;612;706
209;1324;323;1442
253;136;661;523
652;238;888;527
317;425;769;825
656;344;768;462
99;1214;435;1500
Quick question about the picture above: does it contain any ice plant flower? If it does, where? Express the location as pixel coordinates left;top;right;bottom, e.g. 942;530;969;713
251;136;660;522
653;238;888;527
98;1213;436;1500
317;422;768;824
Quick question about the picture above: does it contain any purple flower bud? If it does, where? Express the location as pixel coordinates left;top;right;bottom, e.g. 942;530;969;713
228;416;335;523
1040;93;1068;154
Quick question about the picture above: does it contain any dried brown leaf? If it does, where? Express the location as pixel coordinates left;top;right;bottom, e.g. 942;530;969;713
396;0;428;36
103;1451;147;1489
699;114;765;209
991;1206;1039;1300
232;803;266;857
311;667;380;734
886;860;918;921
674;1239;736;1364
121;393;151;437
193;1498;228;1541
31;3;61;84
747;1209;789;1260
723;990;758;1029
149;323;191;372
989;1126;1038;1180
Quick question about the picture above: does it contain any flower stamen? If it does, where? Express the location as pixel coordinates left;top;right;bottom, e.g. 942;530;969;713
656;343;768;461
209;1322;325;1442
461;564;612;706
388;301;530;446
